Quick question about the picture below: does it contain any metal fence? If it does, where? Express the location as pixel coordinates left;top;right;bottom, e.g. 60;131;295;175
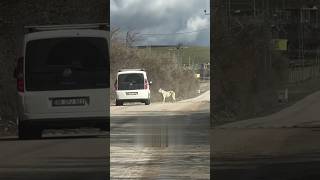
288;61;320;83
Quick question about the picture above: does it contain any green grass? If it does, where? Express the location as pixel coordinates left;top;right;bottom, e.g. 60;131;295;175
137;46;210;65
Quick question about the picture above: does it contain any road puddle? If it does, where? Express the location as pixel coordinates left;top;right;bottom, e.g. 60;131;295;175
135;125;169;148
110;112;210;179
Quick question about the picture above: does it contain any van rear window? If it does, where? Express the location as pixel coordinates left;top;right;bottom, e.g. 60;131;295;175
118;73;144;90
25;37;109;91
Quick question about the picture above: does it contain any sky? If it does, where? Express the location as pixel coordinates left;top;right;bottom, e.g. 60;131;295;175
111;0;210;47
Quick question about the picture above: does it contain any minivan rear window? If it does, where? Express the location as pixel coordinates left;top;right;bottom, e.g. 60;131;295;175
25;37;109;91
118;73;144;90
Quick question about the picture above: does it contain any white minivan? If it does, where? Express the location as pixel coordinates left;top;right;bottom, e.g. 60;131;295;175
114;69;151;106
14;24;109;139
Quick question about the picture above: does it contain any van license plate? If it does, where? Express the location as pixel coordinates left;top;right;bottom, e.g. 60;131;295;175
51;97;88;106
126;92;138;95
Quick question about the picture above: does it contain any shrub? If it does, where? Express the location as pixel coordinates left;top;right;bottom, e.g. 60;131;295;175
212;17;289;123
110;37;199;103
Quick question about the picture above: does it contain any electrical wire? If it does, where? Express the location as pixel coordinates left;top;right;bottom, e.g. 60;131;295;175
139;27;209;36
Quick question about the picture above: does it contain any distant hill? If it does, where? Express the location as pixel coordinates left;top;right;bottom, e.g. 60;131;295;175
136;45;210;65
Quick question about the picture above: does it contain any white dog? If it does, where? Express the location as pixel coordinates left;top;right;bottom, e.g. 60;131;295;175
158;88;176;103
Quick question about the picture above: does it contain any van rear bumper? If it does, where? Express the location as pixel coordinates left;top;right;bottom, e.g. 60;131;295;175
116;90;150;100
19;117;109;130
117;99;149;103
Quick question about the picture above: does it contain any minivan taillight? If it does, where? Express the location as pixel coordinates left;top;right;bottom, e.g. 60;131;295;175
17;79;24;92
144;79;148;89
14;57;24;92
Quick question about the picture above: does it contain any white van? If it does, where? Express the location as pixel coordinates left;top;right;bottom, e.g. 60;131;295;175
14;23;109;139
114;69;151;106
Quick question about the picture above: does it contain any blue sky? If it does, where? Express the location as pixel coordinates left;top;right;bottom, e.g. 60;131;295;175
111;0;210;47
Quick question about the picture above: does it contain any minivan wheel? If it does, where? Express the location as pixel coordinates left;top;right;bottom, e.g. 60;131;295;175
99;125;109;131
116;100;123;106
145;99;150;105
18;122;42;139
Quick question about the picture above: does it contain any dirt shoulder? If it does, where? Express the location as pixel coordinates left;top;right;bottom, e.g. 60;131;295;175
215;78;320;126
0;121;17;137
257;77;320;118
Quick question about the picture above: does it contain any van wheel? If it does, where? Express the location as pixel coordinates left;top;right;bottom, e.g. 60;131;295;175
99;125;109;131
145;99;150;105
18;122;42;139
116;100;123;106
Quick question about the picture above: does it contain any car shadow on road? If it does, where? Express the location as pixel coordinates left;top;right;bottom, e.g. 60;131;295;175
211;154;320;180
0;160;110;180
110;103;147;107
0;134;108;141
0;172;107;180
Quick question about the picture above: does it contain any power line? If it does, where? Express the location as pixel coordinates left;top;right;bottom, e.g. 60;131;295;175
139;27;209;36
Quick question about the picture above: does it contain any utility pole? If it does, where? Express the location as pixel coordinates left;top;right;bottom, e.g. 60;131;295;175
226;0;231;31
212;0;221;127
253;0;256;17
299;8;305;82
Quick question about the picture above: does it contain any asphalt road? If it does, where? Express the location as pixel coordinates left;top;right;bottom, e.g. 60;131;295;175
212;90;320;180
0;90;209;180
110;91;210;179
0;131;109;180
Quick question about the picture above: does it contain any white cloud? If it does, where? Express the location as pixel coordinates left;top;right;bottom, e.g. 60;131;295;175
111;0;210;46
186;16;209;31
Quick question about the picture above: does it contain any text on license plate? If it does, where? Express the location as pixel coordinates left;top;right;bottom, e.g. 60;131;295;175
126;92;138;95
51;97;89;106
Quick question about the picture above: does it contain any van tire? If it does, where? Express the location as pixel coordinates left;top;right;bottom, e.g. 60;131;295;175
18;122;42;139
99;123;109;131
116;100;123;106
145;99;150;105
100;126;109;131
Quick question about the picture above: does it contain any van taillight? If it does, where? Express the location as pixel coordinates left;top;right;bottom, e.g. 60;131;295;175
15;57;24;92
144;79;148;89
17;79;24;92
